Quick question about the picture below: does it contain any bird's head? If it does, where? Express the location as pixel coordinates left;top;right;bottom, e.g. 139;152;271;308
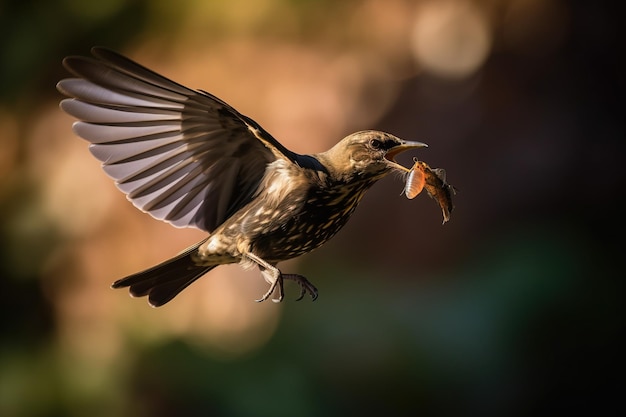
319;130;428;182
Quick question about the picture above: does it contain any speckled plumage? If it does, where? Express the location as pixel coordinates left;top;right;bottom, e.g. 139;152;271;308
57;48;427;306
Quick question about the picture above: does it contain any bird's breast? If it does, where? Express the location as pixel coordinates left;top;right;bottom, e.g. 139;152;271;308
249;177;373;262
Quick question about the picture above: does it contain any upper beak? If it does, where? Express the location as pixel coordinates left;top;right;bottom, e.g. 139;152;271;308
385;140;428;172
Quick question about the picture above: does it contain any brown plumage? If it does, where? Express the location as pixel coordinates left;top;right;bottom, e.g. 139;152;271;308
57;47;428;306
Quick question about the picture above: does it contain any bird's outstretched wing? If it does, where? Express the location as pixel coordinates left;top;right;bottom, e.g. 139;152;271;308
57;47;302;232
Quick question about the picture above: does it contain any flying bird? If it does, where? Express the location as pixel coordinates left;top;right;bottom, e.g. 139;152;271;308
57;47;428;307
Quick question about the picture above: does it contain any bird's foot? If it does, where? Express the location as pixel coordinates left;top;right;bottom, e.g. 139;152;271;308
255;273;284;303
248;252;317;303
255;273;318;303
282;274;318;301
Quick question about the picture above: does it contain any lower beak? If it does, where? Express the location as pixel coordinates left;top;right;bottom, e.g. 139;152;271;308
385;140;428;172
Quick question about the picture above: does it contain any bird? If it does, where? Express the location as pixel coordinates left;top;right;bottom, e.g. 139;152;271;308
56;47;428;307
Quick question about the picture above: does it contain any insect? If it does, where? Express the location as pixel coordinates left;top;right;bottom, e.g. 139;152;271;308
403;161;426;199
404;159;456;224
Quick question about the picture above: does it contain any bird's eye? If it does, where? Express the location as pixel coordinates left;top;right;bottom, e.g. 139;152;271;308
369;139;383;150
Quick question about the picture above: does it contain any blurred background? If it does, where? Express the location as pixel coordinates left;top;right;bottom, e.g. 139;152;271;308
0;0;623;416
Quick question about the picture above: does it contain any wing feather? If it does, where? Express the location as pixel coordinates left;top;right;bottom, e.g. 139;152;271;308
57;47;299;232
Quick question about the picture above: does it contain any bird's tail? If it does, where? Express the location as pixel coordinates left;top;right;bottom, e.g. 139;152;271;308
112;239;214;307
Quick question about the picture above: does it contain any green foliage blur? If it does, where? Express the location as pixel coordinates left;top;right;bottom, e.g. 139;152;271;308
0;1;623;416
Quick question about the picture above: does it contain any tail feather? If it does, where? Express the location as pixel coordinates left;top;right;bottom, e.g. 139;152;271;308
112;239;215;307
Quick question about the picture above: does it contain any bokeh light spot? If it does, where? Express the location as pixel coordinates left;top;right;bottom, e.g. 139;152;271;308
411;0;491;79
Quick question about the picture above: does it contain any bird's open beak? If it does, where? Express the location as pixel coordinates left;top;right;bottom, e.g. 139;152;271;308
385;140;428;172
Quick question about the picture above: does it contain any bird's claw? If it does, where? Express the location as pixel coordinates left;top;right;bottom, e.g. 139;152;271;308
282;274;318;301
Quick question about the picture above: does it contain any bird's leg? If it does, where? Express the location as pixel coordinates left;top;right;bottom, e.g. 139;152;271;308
244;252;284;303
282;274;319;301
